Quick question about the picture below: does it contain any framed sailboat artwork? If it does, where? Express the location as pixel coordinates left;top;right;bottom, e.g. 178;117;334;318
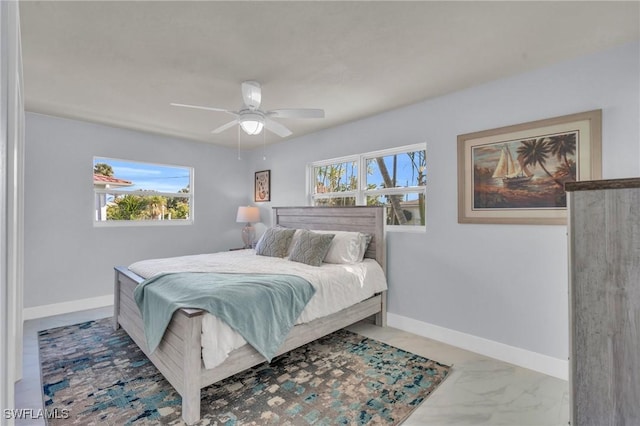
457;110;602;225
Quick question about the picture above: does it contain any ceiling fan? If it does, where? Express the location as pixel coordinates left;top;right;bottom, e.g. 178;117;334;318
170;81;324;138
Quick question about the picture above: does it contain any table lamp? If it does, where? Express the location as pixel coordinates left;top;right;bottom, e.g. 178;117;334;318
236;206;260;248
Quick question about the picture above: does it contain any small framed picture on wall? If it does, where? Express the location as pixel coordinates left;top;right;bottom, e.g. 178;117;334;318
255;170;271;202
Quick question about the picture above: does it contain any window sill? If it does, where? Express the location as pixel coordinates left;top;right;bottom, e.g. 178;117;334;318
93;220;193;228
385;225;426;233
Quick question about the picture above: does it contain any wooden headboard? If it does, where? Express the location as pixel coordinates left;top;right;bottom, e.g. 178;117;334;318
273;206;385;271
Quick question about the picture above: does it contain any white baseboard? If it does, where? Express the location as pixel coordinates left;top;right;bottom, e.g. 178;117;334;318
387;312;568;380
21;298;567;379
23;294;114;321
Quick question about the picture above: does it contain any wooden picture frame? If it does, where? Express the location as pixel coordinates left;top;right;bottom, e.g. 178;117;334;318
254;169;271;202
457;110;602;225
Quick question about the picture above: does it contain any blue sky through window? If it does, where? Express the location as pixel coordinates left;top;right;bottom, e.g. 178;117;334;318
94;157;190;193
314;150;426;193
367;151;426;188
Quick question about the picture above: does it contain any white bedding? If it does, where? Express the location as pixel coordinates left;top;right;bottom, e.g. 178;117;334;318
128;249;387;369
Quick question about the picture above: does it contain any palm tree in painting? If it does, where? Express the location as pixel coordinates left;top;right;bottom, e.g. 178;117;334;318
548;133;577;180
517;138;564;187
554;160;576;180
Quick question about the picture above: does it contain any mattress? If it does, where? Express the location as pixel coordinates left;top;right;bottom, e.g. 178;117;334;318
128;249;387;369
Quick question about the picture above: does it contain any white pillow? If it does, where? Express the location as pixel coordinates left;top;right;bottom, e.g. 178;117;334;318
310;230;370;264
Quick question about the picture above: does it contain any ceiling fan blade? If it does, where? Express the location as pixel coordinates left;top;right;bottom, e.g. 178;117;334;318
241;81;261;110
268;108;325;119
211;119;240;134
264;118;292;137
170;103;227;112
170;103;238;116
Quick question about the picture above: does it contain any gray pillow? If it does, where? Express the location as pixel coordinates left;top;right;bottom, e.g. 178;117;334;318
289;230;335;267
255;227;296;258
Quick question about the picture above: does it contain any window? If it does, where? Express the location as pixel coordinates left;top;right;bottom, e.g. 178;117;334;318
311;158;358;206
93;157;193;226
309;144;426;229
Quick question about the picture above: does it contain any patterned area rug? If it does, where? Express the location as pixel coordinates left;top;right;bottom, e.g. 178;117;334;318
39;318;450;425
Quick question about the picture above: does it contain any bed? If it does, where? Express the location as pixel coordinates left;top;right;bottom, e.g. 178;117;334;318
113;206;387;424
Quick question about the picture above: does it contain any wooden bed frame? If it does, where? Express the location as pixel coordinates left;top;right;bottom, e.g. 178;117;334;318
113;206;387;424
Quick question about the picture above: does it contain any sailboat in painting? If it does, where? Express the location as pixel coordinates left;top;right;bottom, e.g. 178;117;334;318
492;144;533;187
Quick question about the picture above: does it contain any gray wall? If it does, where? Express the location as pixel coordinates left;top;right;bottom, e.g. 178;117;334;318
23;41;639;362
245;41;640;360
24;113;251;308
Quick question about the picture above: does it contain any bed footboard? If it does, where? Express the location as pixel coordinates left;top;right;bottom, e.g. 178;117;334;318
114;271;386;425
114;267;204;424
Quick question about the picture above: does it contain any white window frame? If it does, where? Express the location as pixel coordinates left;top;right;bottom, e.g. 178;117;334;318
308;143;426;231
93;157;194;227
307;155;359;205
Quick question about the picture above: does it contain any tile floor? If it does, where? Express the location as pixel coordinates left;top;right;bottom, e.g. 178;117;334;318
15;307;570;425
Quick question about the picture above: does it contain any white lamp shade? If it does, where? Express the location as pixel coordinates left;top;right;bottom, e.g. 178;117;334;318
239;113;264;135
236;206;260;223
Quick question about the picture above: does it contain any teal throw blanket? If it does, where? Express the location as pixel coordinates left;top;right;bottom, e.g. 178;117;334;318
134;272;316;361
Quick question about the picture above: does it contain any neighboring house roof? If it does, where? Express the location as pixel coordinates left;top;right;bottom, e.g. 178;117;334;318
93;173;133;188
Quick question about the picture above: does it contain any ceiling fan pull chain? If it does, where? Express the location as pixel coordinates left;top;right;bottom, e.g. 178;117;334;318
237;124;241;161
263;128;267;161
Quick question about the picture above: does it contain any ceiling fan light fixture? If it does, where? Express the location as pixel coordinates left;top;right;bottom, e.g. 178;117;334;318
239;112;264;135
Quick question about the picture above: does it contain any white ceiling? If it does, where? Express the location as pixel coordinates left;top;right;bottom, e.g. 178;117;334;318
20;1;640;148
